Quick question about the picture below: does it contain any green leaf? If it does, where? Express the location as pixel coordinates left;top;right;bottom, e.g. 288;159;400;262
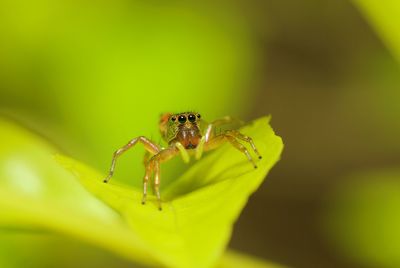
353;0;400;63
0;117;156;266
218;250;287;268
0;117;117;221
57;116;283;268
0;116;283;268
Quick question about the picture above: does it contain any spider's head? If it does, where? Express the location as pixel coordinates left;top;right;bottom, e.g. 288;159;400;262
159;112;201;142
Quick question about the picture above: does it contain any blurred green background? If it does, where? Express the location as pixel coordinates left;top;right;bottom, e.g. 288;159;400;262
1;0;400;267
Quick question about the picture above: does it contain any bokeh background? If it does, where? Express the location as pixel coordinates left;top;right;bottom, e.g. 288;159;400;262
1;0;400;267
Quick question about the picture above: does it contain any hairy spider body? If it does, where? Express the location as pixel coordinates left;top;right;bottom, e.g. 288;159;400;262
103;112;261;210
163;112;202;149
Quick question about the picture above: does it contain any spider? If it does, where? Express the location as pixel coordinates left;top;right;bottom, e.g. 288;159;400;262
103;112;262;210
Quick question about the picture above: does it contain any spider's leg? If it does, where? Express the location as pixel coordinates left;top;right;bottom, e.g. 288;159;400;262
204;134;258;169
225;130;262;159
203;116;242;142
225;136;258;168
103;136;160;183
143;150;151;166
141;160;154;205
196;116;241;159
146;145;179;210
153;160;162;210
142;150;158;204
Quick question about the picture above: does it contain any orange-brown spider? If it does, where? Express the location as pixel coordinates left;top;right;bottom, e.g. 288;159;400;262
103;112;261;210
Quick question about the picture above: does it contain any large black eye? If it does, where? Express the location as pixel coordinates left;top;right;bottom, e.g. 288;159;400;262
188;114;196;123
178;115;186;124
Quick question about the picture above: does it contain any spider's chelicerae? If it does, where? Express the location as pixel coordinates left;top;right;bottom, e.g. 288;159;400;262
103;112;262;210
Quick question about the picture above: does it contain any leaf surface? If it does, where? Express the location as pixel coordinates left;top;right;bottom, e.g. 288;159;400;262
353;0;400;63
0;116;283;268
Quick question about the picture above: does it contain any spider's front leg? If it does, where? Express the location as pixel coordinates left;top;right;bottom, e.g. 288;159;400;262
203;130;262;169
103;136;161;183
225;130;262;160
142;145;179;210
195;116;242;160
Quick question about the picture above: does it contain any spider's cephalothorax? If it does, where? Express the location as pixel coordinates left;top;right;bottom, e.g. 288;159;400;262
103;112;262;210
160;112;202;149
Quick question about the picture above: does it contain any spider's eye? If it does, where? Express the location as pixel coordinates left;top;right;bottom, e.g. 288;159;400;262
188;114;196;123
178;115;186;124
171;117;176;122
197;114;201;119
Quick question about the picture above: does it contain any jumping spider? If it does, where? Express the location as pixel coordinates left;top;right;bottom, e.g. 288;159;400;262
103;112;262;210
